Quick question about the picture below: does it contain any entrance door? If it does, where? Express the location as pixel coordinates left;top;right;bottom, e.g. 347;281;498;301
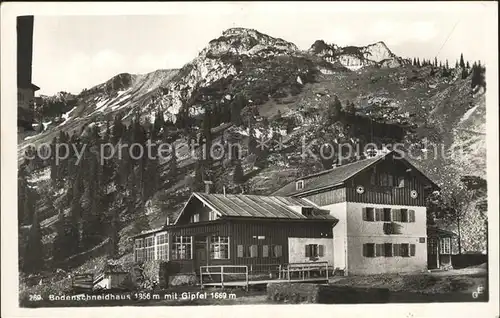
427;238;439;269
194;236;208;274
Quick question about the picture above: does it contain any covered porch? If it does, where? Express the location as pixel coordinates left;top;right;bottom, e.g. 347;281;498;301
427;227;457;270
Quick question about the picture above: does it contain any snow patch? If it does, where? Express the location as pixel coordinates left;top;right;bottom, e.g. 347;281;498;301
296;76;303;85
460;104;479;124
58;107;76;127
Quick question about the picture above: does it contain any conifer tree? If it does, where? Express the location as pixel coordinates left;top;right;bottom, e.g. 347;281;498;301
22;210;43;273
231;94;244;126
52;210;67;262
459;53;465;68
345;100;356;115
111;115;125;144
108;202;120;258
466;61;470;69
434;57;438;67
50;137;58;184
327;96;342;124
233;160;244;184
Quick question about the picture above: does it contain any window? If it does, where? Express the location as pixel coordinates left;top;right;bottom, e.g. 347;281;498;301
397;176;406;188
408;210;415;222
262;245;269;257
172;236;192;260
383;208;392;221
440;237;451;254
210;236;230;259
363;207;375;221
390;209;415;223
364;243;416;257
237;245;244;258
363;243;375;257
144;236;155;261
305;244;324;258
410;244;416;256
370;172;376;185
190;213;200;223
249;245;258;258
134;238;145;262
209;210;218;221
400;243;410;257
156;232;169;261
296;180;304;191
400;209;408;222
274;245;283;258
379;173;390;186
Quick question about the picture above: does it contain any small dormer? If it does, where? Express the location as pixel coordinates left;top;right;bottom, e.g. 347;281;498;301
301;206;314;217
296;180;304;191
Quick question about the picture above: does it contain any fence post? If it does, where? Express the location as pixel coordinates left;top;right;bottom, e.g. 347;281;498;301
278;264;282;280
221;266;224;288
325;263;329;281
200;266;203;288
287;265;290;281
245;266;249;291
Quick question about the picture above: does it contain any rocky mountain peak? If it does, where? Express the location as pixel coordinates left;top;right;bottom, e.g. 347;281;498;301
310;39;402;70
204;27;298;58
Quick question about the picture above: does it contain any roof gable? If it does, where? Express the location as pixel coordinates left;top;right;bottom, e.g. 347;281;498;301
272;151;439;196
173;192;337;224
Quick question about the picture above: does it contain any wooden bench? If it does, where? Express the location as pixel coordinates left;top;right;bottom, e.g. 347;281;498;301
281;262;329;280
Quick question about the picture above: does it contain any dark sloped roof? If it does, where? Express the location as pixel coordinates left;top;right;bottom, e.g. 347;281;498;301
272;154;385;196
194;193;336;221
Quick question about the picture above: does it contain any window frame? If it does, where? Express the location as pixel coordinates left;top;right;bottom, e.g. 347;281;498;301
210;236;230;260
134;238;145;262
440;237;451;254
172;235;193;260
144;235;155;261
296;180;304;191
156;232;169;261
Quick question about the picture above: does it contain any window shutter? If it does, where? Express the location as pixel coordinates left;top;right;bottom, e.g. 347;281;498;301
374;208;382;221
402;243;410;257
391;209;400;222
237;245;244;258
318;245;324;257
275;245;283;257
409;210;415;222
363;243;368;257
410;244;416;256
393;244;400;256
384;243;393;257
362;208;367;221
375;244;383;257
305;245;311;257
262;245;269;257
250;245;258;258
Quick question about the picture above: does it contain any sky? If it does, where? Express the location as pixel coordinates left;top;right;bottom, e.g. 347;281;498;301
30;2;495;95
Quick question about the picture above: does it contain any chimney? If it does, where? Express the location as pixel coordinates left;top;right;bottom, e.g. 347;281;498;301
223;186;226;197
204;180;214;194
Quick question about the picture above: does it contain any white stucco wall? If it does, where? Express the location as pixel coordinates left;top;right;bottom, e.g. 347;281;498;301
321;202;348;271
345;202;428;274
288;237;334;266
